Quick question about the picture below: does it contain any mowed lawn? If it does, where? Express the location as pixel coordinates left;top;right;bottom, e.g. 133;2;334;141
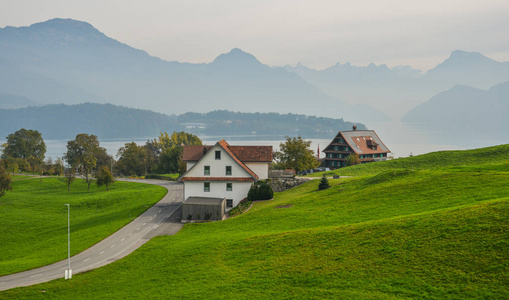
2;146;509;299
0;177;167;276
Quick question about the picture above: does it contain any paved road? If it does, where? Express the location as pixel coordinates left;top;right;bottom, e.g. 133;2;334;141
0;180;184;291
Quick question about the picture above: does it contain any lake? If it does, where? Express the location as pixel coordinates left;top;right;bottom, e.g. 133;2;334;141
0;128;466;162
4;120;502;160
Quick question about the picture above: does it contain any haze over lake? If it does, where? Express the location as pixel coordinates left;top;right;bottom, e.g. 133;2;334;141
1;120;476;163
1;16;507;162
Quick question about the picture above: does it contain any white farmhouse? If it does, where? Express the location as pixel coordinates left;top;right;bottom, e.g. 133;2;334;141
179;140;273;211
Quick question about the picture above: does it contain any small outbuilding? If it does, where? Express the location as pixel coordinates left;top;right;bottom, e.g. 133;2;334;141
182;197;226;222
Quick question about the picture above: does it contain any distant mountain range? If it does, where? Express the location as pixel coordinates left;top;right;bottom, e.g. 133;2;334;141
0;18;386;124
283;50;509;118
1;18;508;138
402;81;509;145
0;93;38;109
0;103;365;140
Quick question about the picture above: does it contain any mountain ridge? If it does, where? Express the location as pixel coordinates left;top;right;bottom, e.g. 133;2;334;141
0;103;366;140
0;18;389;124
401;81;509;145
283;50;509;119
1;18;508;125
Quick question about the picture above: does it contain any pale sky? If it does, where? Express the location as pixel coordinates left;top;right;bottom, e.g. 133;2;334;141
1;0;509;71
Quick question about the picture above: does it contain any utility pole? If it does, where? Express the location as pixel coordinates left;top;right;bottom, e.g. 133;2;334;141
64;204;72;279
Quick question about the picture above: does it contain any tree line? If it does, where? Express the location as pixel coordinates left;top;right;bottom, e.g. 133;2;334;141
0;129;203;195
1;128;326;198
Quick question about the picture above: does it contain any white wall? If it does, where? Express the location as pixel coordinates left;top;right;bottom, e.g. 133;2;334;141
184;181;252;208
182;144;256;209
186;162;195;171
185;145;252;179
245;162;269;180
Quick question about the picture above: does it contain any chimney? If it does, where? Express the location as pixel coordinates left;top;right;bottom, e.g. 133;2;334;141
353;125;357;131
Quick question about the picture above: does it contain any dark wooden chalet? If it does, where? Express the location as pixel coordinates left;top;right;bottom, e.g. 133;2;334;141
323;126;391;169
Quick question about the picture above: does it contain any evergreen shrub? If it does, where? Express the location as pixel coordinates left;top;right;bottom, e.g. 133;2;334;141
247;180;274;201
318;174;330;190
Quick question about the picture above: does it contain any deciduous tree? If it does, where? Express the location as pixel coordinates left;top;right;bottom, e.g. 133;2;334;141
0;164;13;198
54;157;65;176
64;134;100;191
1;129;46;161
94;147;114;173
345;153;360;166
2;129;46;173
96;166;114;191
151;131;202;174
2;158;19;176
62;167;76;192
274;136;319;173
116;142;148;176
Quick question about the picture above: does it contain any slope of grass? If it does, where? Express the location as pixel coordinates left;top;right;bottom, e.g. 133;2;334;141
310;143;509;176
0;177;167;276
2;145;509;299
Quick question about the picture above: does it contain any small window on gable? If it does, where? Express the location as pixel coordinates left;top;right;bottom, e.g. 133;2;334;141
226;166;232;176
226;183;232;191
204;182;210;192
204;166;210;175
215;150;221;160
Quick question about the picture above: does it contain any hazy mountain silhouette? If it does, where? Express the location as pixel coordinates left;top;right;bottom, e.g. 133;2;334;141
283;50;509;119
0;93;39;109
0;18;387;124
402;81;509;145
426;50;509;88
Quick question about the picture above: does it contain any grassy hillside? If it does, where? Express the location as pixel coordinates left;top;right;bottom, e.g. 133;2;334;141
2;145;509;299
313;143;509;176
0;177;167;276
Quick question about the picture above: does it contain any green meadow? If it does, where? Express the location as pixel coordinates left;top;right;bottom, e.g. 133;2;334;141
310;143;509;176
2;145;509;299
0;177;167;276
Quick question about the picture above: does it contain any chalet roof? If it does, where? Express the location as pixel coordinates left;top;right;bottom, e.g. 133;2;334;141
182;144;273;162
180;140;272;182
342;130;390;154
324;130;390;154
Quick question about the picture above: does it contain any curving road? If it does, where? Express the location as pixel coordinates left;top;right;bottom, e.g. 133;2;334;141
0;180;183;291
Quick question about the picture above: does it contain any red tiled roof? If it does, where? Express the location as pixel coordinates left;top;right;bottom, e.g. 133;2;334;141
229;146;273;162
349;136;389;155
323;130;390;155
182;145;213;161
182;144;272;162
180;140;273;182
180;177;255;182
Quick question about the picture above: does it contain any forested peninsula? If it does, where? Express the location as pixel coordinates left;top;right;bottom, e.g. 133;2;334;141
0;103;365;140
